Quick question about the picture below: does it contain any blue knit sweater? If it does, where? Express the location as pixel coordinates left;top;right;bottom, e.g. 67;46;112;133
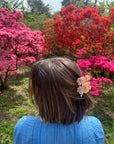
13;116;104;144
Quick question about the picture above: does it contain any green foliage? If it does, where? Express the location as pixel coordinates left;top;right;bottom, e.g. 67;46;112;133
27;0;51;17
0;0;11;10
0;0;25;11
21;11;48;30
61;0;97;8
106;0;114;9
20;0;52;31
96;0;114;15
97;1;106;14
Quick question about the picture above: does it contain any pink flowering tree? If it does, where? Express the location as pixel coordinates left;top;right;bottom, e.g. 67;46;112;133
0;8;45;89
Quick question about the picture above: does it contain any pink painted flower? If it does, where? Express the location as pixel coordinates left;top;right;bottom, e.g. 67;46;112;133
77;75;91;97
77;86;84;97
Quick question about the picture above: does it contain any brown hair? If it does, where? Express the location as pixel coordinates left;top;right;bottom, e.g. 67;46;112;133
29;57;94;125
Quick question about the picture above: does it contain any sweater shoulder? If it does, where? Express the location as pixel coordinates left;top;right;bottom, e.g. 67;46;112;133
13;116;39;144
85;116;104;142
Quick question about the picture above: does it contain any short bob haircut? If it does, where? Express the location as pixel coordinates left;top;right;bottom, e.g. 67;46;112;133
29;57;94;125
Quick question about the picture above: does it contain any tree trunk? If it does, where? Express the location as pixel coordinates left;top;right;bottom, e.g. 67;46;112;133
93;0;98;7
0;76;4;87
0;69;9;90
85;0;89;6
0;76;7;90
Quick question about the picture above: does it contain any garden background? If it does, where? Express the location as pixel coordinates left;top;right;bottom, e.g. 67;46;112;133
0;0;114;143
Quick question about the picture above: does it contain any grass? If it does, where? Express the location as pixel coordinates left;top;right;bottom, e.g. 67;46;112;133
0;67;38;144
0;67;114;144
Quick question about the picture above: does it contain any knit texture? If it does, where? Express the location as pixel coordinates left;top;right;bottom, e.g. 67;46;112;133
13;116;104;144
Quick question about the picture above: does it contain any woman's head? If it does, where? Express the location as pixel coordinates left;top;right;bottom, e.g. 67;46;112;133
29;57;94;125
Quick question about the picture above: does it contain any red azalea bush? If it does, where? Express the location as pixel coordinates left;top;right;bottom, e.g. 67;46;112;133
43;5;114;96
43;5;114;58
0;8;45;89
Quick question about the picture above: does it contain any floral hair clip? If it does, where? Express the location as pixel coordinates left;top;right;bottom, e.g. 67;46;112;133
77;75;91;97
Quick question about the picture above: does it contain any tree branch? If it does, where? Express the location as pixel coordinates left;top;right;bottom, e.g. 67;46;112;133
4;66;10;87
85;0;89;6
93;0;98;7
